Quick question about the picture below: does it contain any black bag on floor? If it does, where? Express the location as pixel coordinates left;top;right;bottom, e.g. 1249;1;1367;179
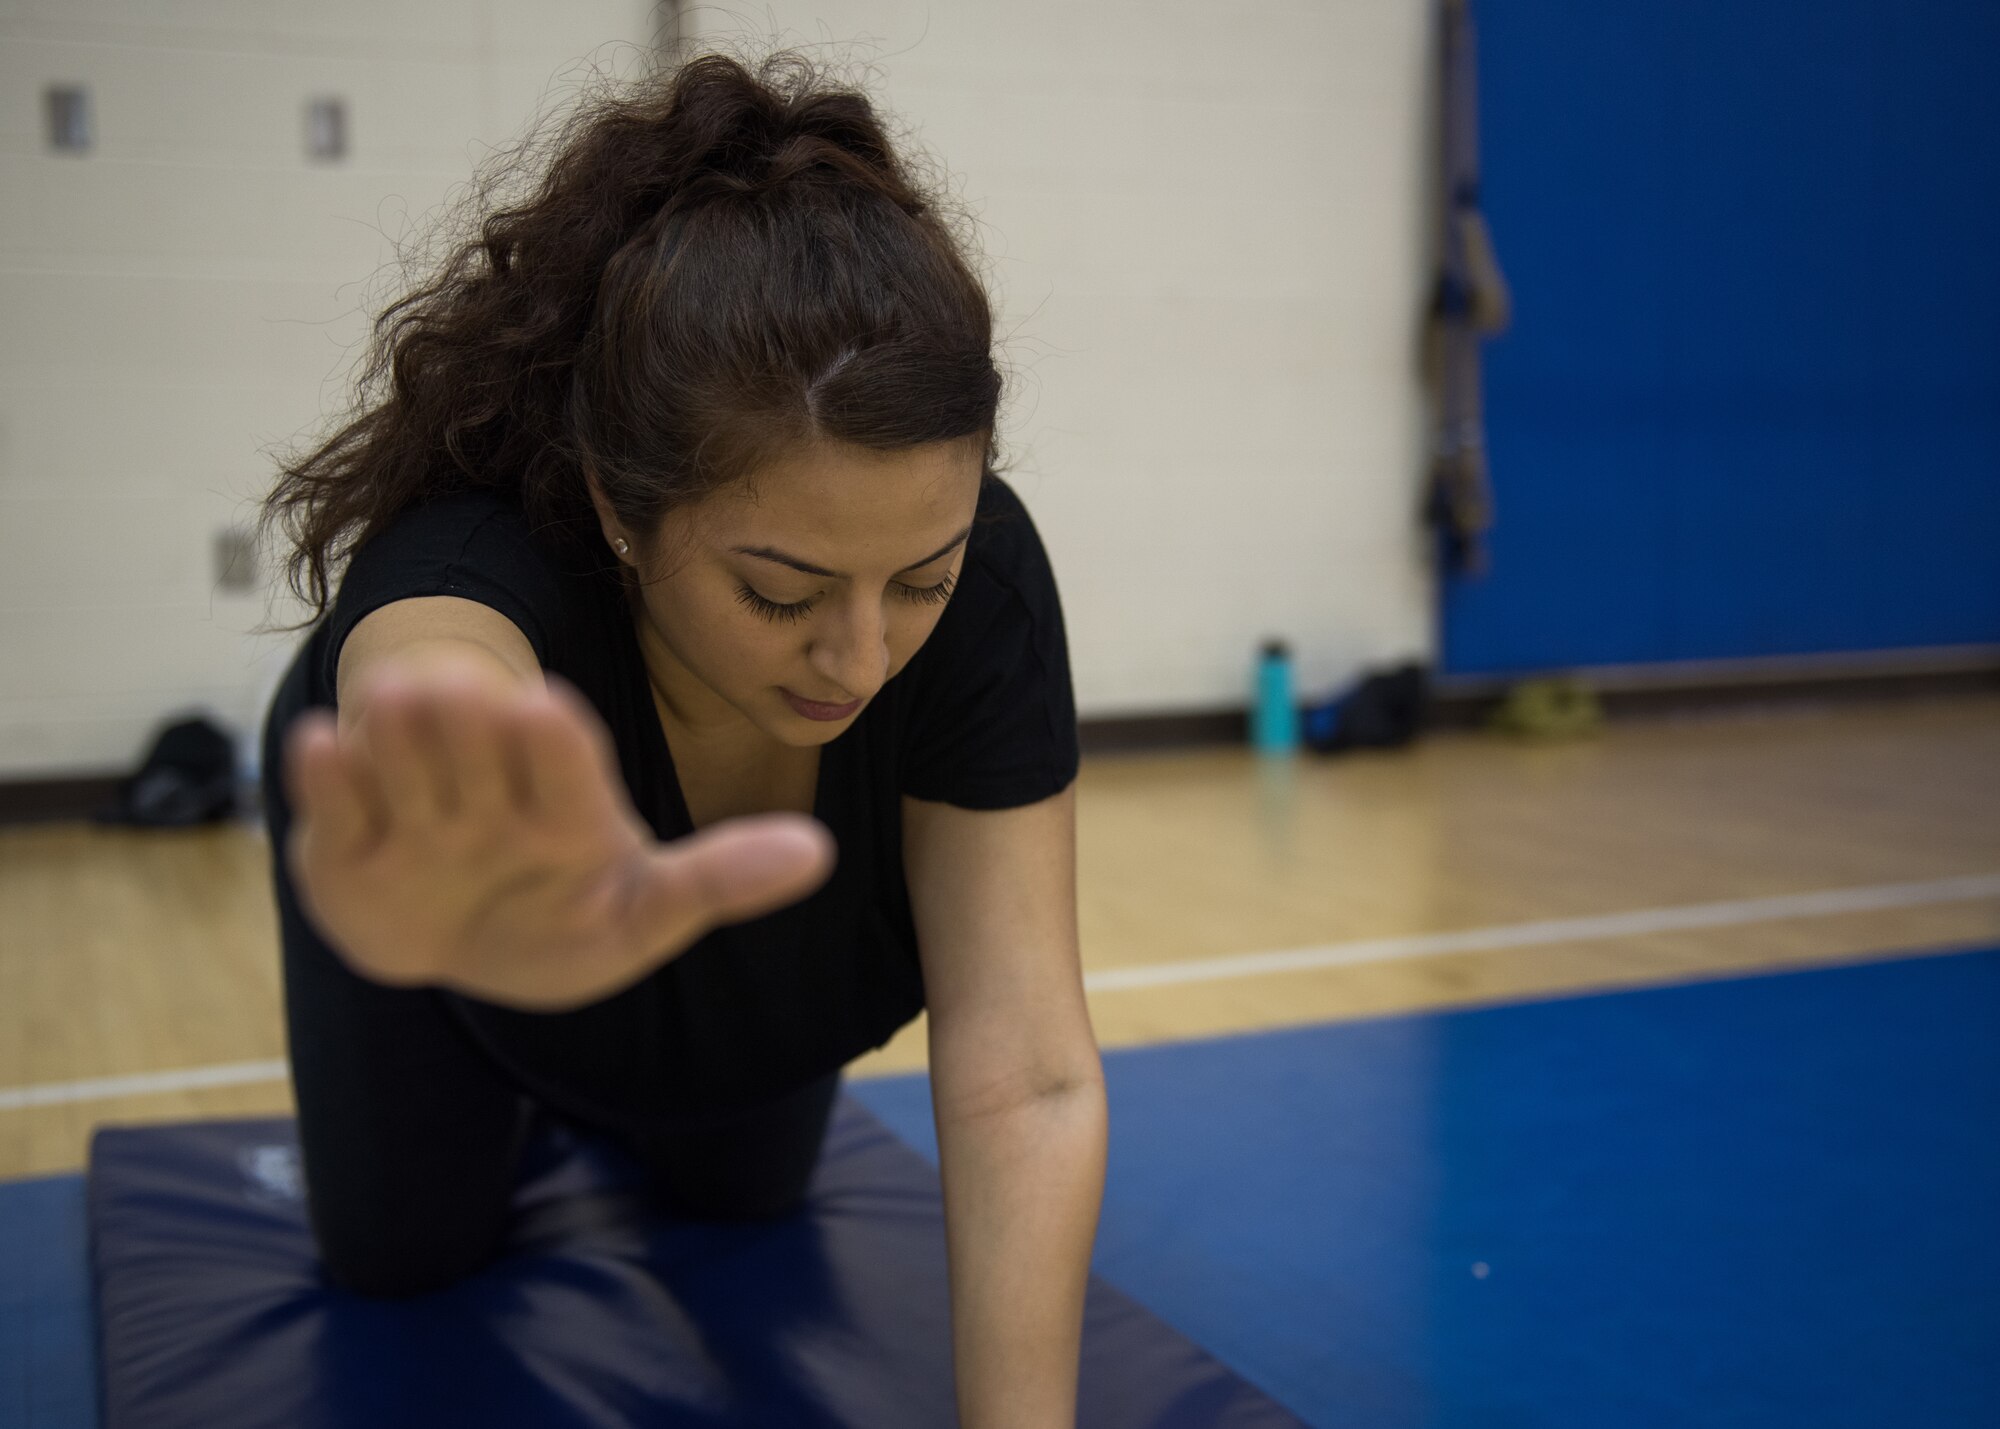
1303;661;1433;753
96;715;242;827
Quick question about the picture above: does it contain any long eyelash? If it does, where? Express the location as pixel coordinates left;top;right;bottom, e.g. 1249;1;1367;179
896;572;957;606
735;585;816;623
734;572;956;624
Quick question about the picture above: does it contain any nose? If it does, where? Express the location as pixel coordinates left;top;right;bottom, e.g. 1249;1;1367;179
805;592;891;703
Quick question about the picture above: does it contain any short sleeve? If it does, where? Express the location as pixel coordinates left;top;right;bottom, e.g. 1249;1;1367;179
898;476;1080;810
313;489;568;699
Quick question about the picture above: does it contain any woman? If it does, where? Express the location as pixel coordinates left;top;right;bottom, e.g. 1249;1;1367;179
257;51;1106;1426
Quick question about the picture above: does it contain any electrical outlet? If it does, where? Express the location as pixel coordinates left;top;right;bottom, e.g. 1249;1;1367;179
214;526;260;594
46;84;90;153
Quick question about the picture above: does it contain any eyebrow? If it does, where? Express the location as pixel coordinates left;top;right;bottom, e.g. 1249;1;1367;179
731;525;973;580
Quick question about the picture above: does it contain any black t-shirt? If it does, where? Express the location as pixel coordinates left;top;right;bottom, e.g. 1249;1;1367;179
262;473;1079;1119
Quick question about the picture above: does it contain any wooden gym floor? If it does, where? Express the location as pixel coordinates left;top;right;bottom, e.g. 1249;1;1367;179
3;693;1996;1181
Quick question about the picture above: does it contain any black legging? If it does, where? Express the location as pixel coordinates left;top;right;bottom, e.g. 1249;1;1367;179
262;732;840;1300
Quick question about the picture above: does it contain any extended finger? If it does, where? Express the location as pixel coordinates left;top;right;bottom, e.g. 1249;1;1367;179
429;672;511;823
621;815;836;954
486;700;540;814
359;677;454;823
283;711;379;857
518;677;625;828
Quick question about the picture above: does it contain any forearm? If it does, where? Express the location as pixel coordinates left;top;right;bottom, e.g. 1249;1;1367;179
935;1076;1109;1429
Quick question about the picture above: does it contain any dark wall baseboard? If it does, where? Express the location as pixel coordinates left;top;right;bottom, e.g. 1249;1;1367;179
5;648;1996;822
1078;708;1248;754
1429;659;2000;732
0;775;127;827
1078;645;2000;755
0;776;267;830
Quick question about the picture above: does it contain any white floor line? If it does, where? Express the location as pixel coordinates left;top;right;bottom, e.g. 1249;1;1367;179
4;873;1996;1113
1081;872;2000;992
0;1059;289;1113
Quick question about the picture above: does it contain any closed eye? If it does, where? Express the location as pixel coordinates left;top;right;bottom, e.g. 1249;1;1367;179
734;585;815;623
733;571;957;624
895;572;957;607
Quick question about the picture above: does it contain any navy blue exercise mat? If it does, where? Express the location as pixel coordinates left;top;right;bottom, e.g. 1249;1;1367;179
87;1095;1302;1429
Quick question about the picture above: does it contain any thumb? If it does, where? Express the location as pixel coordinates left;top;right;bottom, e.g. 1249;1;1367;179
624;814;836;948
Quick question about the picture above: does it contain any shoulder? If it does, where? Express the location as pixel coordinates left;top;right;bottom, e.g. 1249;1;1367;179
963;472;1054;588
938;473;1063;639
899;472;1066;686
892;473;1078;808
319;486;593;690
345;486;543;572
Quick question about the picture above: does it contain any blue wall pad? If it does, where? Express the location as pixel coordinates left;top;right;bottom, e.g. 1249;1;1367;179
854;943;2000;1428
86;1095;1301;1429
1445;0;2000;673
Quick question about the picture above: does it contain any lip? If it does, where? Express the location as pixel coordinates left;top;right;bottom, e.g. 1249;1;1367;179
781;687;864;722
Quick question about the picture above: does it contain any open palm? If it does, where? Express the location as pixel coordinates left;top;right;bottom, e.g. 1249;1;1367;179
281;660;833;1011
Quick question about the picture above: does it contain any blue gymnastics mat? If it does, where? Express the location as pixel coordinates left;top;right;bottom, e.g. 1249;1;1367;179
858;943;2000;1428
0;1175;95;1429
6;942;1996;1428
78;1096;1299;1429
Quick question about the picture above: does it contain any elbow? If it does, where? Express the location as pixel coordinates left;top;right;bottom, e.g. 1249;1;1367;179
1035;1061;1105;1105
936;1060;1106;1127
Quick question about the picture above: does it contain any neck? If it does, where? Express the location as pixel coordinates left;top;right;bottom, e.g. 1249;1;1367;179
628;596;764;748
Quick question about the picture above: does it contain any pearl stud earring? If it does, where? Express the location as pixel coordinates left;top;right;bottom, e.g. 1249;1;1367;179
613;537;630;557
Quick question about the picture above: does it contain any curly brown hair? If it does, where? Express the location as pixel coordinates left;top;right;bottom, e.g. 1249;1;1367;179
258;49;1001;630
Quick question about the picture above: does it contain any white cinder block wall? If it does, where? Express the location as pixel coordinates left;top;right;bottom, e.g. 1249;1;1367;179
0;0;1439;780
0;0;659;778
711;2;1442;718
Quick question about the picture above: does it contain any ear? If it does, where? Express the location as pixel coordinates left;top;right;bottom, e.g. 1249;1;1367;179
582;467;632;563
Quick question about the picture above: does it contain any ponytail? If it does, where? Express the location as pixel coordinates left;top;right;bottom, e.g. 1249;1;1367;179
260;50;999;627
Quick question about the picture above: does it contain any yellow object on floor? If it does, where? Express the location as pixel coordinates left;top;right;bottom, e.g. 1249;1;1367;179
1487;676;1604;739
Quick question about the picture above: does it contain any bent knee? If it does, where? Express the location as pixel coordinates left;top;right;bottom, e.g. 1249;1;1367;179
312;1226;501;1298
652;1170;813;1223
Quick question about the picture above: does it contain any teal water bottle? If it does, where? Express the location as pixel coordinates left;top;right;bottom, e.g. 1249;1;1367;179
1253;639;1299;755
